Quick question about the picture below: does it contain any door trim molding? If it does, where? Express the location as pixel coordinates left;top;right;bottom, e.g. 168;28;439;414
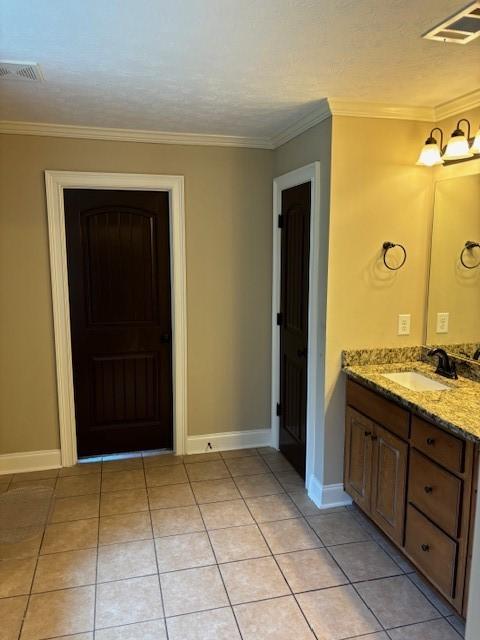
271;162;321;489
45;170;187;466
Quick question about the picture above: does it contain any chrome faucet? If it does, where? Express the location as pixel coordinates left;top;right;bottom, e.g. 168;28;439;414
428;348;458;380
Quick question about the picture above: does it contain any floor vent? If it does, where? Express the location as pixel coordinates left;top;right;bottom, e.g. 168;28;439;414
0;61;43;81
423;1;480;44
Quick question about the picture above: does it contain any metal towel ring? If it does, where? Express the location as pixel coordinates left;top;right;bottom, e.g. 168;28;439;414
382;242;407;271
460;241;480;269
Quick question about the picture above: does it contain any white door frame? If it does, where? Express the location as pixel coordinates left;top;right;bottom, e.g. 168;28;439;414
271;162;321;490
45;170;188;467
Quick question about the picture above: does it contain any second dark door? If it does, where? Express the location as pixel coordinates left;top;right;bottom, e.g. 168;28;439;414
279;182;311;478
64;189;173;457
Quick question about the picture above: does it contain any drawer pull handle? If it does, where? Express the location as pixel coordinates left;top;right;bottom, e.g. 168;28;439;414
364;431;372;437
424;486;433;494
421;544;430;552
426;437;435;446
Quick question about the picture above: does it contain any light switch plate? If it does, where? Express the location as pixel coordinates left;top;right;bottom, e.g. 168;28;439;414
436;312;449;334
398;314;411;336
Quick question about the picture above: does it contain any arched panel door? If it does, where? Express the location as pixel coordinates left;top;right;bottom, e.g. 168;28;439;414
64;189;173;457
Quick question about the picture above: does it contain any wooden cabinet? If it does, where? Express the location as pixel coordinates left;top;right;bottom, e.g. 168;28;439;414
344;407;373;513
370;423;408;545
345;407;407;545
345;378;477;616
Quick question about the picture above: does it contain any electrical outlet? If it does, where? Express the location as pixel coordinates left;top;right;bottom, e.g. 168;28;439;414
436;312;449;334
398;314;411;336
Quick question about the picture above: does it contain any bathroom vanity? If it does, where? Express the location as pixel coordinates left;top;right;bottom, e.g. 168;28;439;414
343;354;480;617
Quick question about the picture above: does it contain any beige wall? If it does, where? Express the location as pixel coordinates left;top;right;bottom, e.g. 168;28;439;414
323;108;480;485
324;116;436;484
0;134;273;454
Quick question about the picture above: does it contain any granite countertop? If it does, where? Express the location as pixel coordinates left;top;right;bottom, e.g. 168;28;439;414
344;360;480;443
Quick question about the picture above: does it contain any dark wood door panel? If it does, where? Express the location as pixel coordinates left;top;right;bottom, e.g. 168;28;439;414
279;181;311;478
64;189;173;457
83;209;158;325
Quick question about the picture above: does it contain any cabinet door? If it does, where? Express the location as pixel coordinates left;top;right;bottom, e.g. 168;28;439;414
371;423;408;545
344;407;373;513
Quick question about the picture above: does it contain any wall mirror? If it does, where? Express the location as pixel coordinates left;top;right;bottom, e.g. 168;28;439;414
426;172;480;361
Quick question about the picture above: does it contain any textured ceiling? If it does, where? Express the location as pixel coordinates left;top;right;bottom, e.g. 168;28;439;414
0;0;479;137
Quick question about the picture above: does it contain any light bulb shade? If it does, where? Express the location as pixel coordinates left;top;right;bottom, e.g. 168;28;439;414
471;128;480;155
416;141;443;166
443;133;474;160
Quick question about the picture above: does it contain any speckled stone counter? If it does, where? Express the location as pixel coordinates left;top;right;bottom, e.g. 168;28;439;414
343;355;480;444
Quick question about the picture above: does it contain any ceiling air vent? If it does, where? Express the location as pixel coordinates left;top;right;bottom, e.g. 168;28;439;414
0;61;43;81
423;1;480;44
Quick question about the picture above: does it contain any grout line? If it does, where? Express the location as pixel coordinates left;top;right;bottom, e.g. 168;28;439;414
189;463;246;640
144;457;170;640
91;460;103;639
239;481;320;639
16;486;56;639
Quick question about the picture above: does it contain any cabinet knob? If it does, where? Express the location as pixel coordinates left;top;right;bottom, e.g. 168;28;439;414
421;543;430;552
424;485;433;494
364;431;372;437
426;437;435;446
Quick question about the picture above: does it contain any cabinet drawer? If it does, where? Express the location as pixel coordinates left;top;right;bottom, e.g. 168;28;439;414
408;449;462;538
347;380;409;440
405;505;457;599
411;416;465;473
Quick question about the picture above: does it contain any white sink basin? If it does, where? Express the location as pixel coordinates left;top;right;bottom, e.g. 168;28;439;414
382;371;451;392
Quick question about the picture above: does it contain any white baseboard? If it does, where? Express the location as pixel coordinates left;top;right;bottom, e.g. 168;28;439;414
0;449;62;475
186;429;271;455
308;474;352;509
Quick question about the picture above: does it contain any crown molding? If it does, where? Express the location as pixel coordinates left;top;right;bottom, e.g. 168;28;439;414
1;89;478;151
435;88;480;122
328;98;435;122
269;99;332;148
0;120;274;150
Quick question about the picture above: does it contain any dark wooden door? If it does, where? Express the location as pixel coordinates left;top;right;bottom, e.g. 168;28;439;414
370;423;408;545
279;182;311;477
64;189;173;457
344;407;374;513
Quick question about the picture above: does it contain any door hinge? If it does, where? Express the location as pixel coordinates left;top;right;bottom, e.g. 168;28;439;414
278;214;284;228
276;312;283;326
276;402;281;417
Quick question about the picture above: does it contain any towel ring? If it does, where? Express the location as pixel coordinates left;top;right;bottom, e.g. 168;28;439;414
460;241;480;269
382;241;407;271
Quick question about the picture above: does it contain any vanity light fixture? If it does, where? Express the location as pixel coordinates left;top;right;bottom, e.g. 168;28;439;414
443;119;474;160
416;118;480;166
416;128;444;166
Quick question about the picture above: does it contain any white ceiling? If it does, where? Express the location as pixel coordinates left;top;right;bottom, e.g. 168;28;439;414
0;0;479;138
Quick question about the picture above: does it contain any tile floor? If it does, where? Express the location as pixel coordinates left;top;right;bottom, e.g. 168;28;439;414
0;447;466;640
